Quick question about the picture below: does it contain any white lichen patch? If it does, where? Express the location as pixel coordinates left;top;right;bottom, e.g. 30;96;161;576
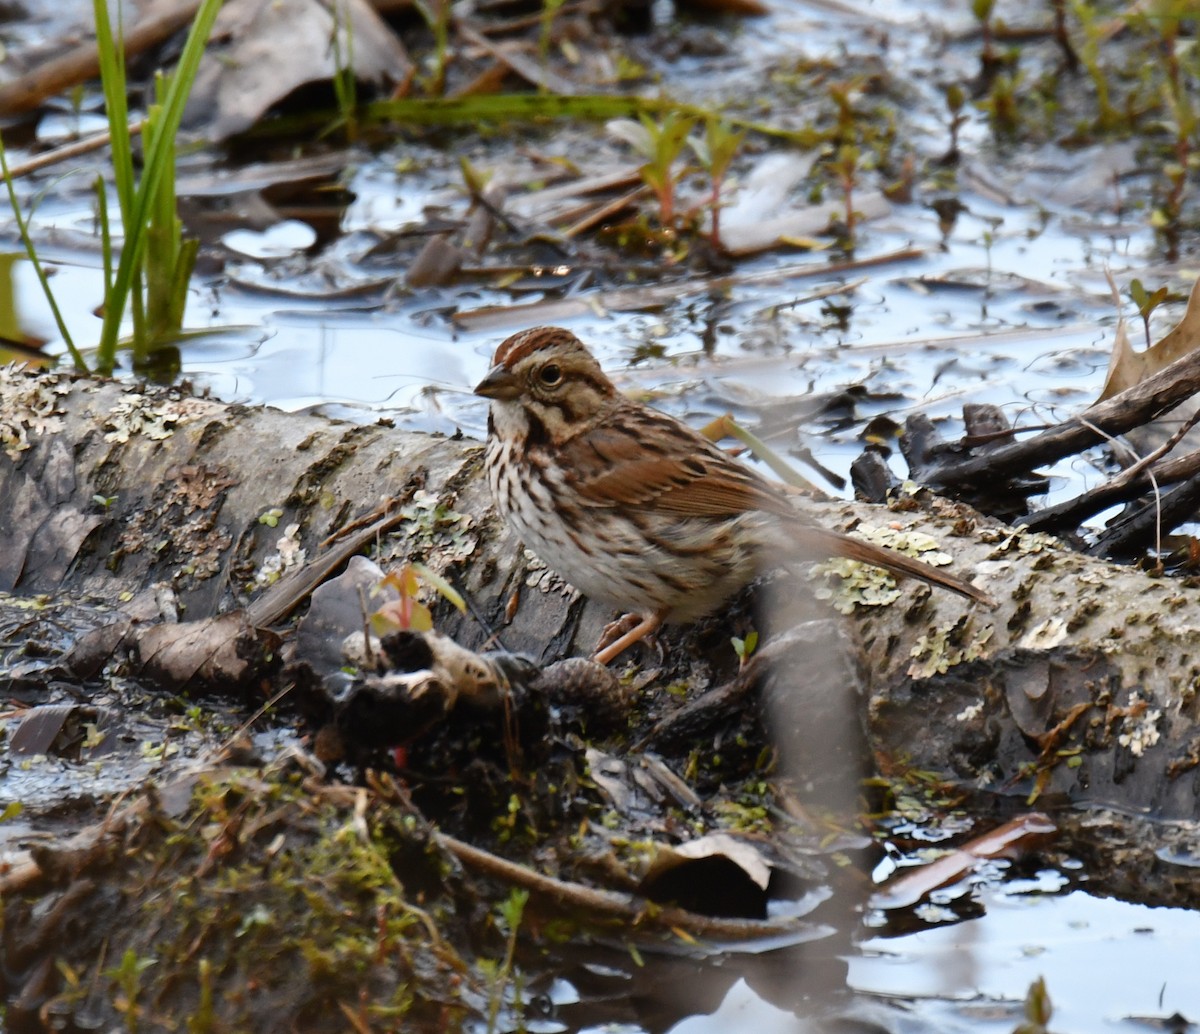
956;702;984;722
102;391;219;443
1019;616;1068;651
856;524;957;565
1117;692;1162;757
908;623;994;679
253;522;307;588
813;556;903;612
0;363;70;459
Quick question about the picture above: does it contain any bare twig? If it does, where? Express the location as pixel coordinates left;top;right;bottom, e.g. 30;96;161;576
1087;470;1200;558
0;3;204;117
1020;445;1200;532
2;123;143;180
434;830;823;942
1106;405;1200;488
925;346;1200;490
1076;416;1163;560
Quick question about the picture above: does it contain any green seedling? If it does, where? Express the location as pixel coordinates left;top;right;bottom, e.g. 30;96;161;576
1130;278;1170;347
328;0;359;139
186;958;216;1034
372;561;466;634
107;949;156;1034
826;79;858;144
731;630;758;668
972;0;998;81
1071;0;1122;132
979;69;1021;135
539;0;568;82
1014;976;1054;1034
689;117;746;251
484;888;529;1034
609;110;698;227
831;143;862;248
944;82;967;162
414;0;452;96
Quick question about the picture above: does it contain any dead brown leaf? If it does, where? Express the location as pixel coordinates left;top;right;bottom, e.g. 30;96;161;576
184;0;412;141
1099;277;1200;402
135;612;279;691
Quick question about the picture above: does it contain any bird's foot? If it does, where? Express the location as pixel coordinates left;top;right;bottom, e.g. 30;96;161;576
593;612;664;665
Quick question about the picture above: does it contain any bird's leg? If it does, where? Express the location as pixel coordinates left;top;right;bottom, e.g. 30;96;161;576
596;612;642;650
593;612;664;665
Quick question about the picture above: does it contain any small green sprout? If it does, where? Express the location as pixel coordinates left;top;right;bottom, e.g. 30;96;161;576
485;888;529;1034
1013;975;1053;1034
609;111;699;227
690;117;745;251
413;0;452;95
539;0;567;76
831;143;862;247
107;949;157;1034
944;82;967;161
372;562;467;634
1129;279;1170;347
731;630;758;666
328;0;358;139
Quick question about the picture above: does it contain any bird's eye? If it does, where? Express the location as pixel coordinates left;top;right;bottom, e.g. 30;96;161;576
538;363;563;386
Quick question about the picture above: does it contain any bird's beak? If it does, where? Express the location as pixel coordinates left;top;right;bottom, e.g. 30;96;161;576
474;365;521;401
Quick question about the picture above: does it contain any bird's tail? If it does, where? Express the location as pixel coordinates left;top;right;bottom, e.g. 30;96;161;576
792;524;996;608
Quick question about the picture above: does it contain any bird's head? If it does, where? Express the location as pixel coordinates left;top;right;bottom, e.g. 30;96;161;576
474;326;616;442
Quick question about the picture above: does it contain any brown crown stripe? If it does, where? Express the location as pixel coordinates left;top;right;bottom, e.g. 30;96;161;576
493;326;577;369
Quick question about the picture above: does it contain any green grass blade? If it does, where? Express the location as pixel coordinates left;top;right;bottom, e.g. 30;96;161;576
93;0;135;228
0;133;87;372
94;174;114;302
96;0;224;369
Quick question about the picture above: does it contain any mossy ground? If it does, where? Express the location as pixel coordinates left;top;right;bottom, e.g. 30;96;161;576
5;764;494;1033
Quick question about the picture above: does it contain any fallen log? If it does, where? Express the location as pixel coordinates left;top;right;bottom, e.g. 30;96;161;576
2;365;1199;822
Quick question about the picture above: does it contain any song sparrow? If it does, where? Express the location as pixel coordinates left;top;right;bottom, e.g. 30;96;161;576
475;326;993;664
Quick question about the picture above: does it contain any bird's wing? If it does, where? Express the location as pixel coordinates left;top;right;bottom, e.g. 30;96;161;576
555;403;996;607
561;406;795;518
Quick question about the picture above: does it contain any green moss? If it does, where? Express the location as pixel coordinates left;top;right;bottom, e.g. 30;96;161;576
26;768;487;1032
